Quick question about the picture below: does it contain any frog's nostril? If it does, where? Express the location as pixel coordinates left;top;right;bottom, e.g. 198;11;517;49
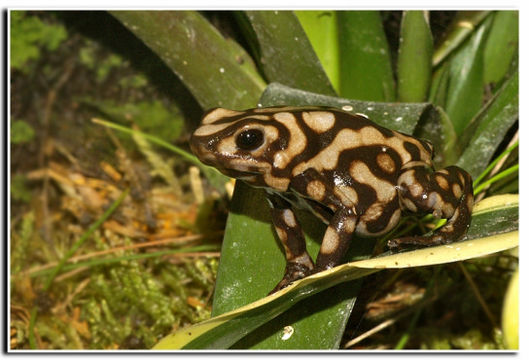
190;135;218;167
190;134;209;158
189;135;201;156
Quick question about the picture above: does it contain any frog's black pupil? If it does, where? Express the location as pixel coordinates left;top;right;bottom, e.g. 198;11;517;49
236;129;264;150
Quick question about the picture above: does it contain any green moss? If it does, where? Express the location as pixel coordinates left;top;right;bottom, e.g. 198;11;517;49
10;174;32;203
10;211;35;274
10;11;67;71
11;120;35;144
80;253;215;348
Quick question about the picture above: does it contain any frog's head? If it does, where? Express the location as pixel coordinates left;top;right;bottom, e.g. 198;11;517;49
190;107;291;189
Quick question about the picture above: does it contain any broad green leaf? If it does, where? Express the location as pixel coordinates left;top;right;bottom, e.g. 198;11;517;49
111;11;265;110
445;18;490;135
295;11;339;91
153;195;518;350
483;11;519;86
432;11;490;67
457;71;518;179
337;11;395;101
232;270;366;349
397;11;433;102
238;11;336;96
260;83;432;134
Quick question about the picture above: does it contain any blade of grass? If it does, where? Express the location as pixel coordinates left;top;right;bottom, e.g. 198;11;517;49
43;188;129;290
473;140;518;188
432;11;490;67
29;189;128;349
92;117;229;190
397;11;433;102
30;245;220;278
21;233;213;277
337;11;395;101
473;164;518;196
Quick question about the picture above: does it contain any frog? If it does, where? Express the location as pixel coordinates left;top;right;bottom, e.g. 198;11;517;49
190;106;474;293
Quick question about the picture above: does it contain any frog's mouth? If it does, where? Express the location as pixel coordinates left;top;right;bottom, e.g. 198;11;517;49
216;166;262;181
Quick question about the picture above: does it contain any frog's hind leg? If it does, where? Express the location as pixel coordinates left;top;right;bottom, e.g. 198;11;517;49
267;193;315;293
390;164;474;249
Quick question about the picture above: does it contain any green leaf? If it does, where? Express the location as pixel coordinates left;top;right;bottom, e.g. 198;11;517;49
483;11;519;86
238;11;336;96
295;11;340;91
432;11;490;67
337;11;395;101
457;71;518;179
111;11;265;110
428;62;450;108
152;195;518;350
445;18;490;135
260;83;431;134
397;11;433;102
413;106;459;167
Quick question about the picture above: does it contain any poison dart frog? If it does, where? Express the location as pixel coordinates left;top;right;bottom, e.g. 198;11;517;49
190;106;473;292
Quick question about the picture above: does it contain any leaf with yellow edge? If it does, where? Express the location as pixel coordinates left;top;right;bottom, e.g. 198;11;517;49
153;194;518;350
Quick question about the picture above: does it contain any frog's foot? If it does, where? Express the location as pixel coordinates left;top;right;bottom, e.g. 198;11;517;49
394;165;473;251
269;260;314;295
387;233;449;250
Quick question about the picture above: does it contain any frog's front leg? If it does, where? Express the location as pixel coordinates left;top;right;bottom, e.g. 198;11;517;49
389;162;473;248
313;207;357;272
290;169;357;273
266;192;315;293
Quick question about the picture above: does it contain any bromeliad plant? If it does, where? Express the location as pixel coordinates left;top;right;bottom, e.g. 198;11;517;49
111;10;518;349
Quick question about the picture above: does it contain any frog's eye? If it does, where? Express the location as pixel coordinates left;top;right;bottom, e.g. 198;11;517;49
235;129;264;151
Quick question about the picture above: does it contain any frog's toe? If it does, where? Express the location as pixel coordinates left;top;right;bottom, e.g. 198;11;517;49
387;234;448;250
269;262;313;295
